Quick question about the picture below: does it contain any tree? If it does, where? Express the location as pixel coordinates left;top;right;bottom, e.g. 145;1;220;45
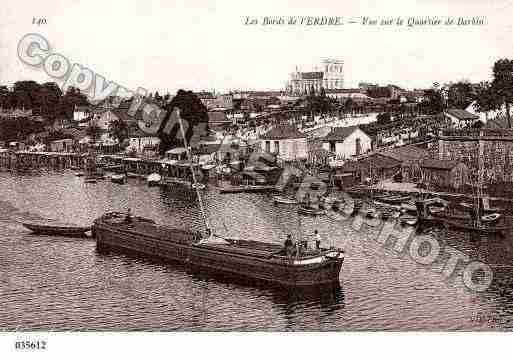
376;112;391;125
421;89;444;114
491;58;513;128
473;82;501;122
447;81;474;109
343;97;354;115
157;89;209;154
59;87;89;118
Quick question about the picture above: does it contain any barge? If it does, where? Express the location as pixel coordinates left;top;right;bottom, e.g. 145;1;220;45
93;109;344;288
93;212;343;287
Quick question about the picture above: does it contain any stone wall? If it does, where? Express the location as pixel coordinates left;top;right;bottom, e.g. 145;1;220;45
438;131;513;183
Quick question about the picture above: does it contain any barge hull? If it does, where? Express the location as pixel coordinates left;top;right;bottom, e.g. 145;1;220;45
94;222;342;287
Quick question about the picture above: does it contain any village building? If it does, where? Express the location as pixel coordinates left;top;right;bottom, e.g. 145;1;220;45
126;127;160;155
287;59;344;95
437;128;513;190
49;138;74;152
260;124;308;161
73;105;92;122
444;108;479;128
321;125;372;160
333;144;429;186
420;159;469;190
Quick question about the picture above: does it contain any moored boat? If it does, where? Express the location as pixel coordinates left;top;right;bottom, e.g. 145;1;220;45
273;196;298;205
93;213;343;287
298;206;326;216
399;214;418;226
22;221;91;237
377;195;411;205
111;174;126;184
441;218;511;236
481;213;502;224
147;173;161;187
93;109;344;288
191;183;206;190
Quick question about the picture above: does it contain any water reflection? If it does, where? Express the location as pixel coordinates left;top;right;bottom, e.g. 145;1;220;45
1;170;513;330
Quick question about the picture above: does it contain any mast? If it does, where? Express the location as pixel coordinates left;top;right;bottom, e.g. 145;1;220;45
176;108;211;232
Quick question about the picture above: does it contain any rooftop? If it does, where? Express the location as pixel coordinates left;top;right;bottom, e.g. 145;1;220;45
377;144;429;163
261;125;306;140
323;125;366;142
420;159;463;170
446;108;479;121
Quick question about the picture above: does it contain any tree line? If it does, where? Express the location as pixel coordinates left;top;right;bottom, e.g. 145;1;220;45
0;81;89;123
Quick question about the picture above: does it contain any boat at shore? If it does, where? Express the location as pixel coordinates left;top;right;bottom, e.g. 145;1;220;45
273;196;298;205
111;174;126;184
93;110;344;288
22;221;91;237
93;212;343;287
147;173;161;187
399;215;418;226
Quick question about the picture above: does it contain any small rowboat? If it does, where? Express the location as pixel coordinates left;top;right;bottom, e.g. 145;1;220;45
273;196;298;205
111;174;126;184
481;213;502;224
22;221;91;237
147;173;161;187
378;195;411;205
401;202;417;213
429;206;446;216
442;219;511;236
399;215;418;226
298;207;326;216
366;208;378;218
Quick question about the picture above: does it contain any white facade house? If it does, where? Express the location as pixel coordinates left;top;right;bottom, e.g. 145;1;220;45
322;125;372;160
127;128;160;154
444;108;479;129
260;125;308;161
73;105;92;122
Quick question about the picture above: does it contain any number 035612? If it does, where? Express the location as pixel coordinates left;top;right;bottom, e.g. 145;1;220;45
15;341;47;350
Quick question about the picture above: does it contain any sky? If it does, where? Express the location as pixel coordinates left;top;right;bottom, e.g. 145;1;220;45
1;0;513;96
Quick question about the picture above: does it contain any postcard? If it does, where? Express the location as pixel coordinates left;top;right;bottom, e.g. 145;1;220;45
1;0;512;357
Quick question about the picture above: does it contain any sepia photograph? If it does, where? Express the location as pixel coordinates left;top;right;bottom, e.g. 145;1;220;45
1;0;513;357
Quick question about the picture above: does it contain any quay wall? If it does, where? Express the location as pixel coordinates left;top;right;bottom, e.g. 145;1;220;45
438;129;513;183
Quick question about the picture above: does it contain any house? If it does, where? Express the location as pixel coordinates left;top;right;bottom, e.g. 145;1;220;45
333;161;361;188
337;144;429;183
127;127;160;154
73;105;92;122
193;144;220;165
322;125;372;160
420;159;469;190
445;108;479;128
260;124;308;161
165;147;188;162
50;138;74;152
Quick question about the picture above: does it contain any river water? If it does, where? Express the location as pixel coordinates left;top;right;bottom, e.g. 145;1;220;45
1;169;513;331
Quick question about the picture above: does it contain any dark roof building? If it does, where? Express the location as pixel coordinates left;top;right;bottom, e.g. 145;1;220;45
323;125;364;142
445;108;479;121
